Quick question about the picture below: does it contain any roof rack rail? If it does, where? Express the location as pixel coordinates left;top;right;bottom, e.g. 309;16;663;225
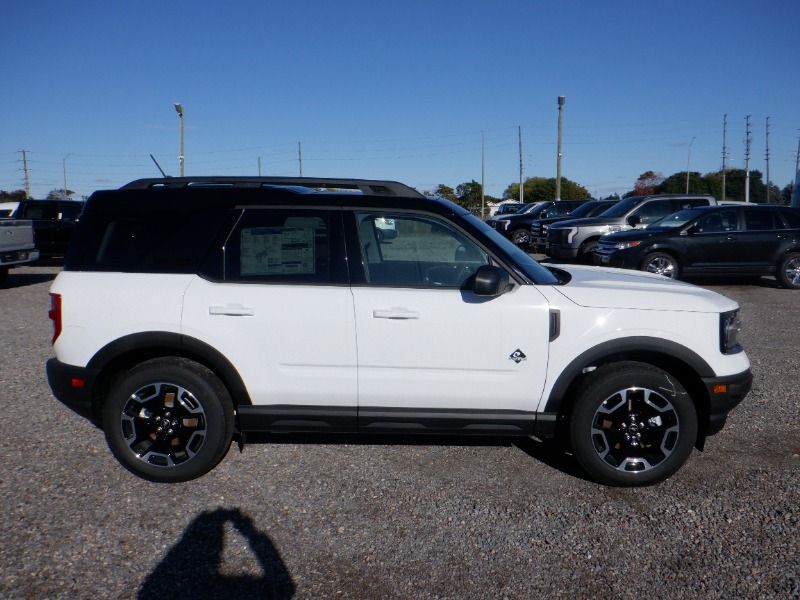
120;176;424;198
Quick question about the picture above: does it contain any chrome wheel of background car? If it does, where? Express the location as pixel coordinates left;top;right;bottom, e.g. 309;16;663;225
778;253;800;289
642;252;678;279
569;362;697;486
590;387;679;473
511;229;531;246
120;382;207;467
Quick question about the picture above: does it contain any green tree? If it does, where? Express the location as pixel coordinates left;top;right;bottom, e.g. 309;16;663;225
0;189;26;201
656;172;710;195
503;177;590;202
429;184;457;202
455;180;483;211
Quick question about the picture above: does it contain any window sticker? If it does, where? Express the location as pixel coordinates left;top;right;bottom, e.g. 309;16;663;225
240;227;315;275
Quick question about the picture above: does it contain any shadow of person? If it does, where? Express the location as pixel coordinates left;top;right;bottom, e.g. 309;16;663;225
138;508;294;600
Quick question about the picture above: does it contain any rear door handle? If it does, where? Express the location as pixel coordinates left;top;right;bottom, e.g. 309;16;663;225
373;308;420;320
209;304;255;317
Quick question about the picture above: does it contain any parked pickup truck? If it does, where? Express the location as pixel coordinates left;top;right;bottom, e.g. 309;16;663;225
0;218;39;284
12;199;84;258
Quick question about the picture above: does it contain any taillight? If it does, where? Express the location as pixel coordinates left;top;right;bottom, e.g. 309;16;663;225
49;293;62;344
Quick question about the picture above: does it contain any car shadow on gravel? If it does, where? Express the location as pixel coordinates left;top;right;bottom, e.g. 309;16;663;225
241;432;592;482
138;508;295;600
1;271;57;289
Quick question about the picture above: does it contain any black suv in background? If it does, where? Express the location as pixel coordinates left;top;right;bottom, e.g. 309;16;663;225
594;204;800;288
530;199;618;253
13;199;84;258
491;200;587;247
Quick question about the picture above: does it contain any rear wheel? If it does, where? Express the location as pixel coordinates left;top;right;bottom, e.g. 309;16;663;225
103;357;234;483
777;252;800;289
0;267;8;286
641;252;679;279
569;362;698;486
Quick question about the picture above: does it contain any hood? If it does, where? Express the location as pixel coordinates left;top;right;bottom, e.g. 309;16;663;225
550;264;738;313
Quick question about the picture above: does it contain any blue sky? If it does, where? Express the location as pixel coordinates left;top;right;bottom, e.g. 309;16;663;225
2;0;798;200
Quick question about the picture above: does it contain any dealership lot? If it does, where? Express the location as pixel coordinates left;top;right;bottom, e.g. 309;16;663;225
1;266;798;599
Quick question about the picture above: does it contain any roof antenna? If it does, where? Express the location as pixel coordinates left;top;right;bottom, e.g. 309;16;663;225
149;154;170;178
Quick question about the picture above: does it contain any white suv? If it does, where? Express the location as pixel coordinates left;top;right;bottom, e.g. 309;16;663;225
46;177;752;485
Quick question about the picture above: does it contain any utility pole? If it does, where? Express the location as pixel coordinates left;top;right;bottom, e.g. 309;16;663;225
258;156;262;176
765;116;771;203
298;142;303;176
744;115;751;203
793;133;800;208
19;150;30;199
63;154;73;199
480;130;485;219
721;114;728;203
685;137;695;194
555;96;565;201
518;126;524;204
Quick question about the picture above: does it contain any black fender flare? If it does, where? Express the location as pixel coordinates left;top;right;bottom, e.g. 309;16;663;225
543;336;714;415
86;331;252;406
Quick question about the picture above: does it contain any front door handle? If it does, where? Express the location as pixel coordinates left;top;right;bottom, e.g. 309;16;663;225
209;304;255;317
373;308;420;320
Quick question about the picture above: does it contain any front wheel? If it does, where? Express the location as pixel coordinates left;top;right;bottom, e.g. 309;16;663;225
777;252;800;289
569;362;698;486
103;357;234;483
641;252;679;279
511;228;531;247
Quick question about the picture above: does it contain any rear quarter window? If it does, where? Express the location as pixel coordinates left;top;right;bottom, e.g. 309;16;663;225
66;204;232;273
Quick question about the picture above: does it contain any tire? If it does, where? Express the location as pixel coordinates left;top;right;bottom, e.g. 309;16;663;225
0;267;8;286
578;240;598;264
102;357;234;483
511;229;531;247
569;362;698;486
777;252;800;289
641;252;679;279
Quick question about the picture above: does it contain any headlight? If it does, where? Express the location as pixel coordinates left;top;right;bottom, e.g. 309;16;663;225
614;240;641;250
720;310;742;354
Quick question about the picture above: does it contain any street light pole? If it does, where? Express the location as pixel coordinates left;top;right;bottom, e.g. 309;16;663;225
555;96;565;201
174;103;185;177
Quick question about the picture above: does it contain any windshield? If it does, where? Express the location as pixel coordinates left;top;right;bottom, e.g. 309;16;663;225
649;208;705;229
567;201;610;219
598;196;644;218
466;214;559;284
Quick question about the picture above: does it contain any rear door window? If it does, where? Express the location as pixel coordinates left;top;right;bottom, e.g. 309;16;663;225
744;209;777;231
224;209;347;284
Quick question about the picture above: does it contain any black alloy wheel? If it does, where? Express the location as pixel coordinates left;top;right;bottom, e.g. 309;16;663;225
103;357;234;483
569;362;698;486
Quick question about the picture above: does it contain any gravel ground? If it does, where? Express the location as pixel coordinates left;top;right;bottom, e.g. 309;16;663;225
1;266;798;599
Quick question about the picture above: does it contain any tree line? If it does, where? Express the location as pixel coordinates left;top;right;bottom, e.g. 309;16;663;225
631;169;794;204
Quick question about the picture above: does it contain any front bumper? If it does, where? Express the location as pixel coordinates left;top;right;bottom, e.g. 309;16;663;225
46;358;100;423
547;244;580;260
702;367;753;435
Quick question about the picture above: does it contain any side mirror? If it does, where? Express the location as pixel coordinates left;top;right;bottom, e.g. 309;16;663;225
472;265;510;297
627;215;641;227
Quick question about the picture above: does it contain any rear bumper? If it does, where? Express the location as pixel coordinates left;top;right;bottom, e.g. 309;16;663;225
46;358;100;422
702;367;753;435
0;248;39;267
